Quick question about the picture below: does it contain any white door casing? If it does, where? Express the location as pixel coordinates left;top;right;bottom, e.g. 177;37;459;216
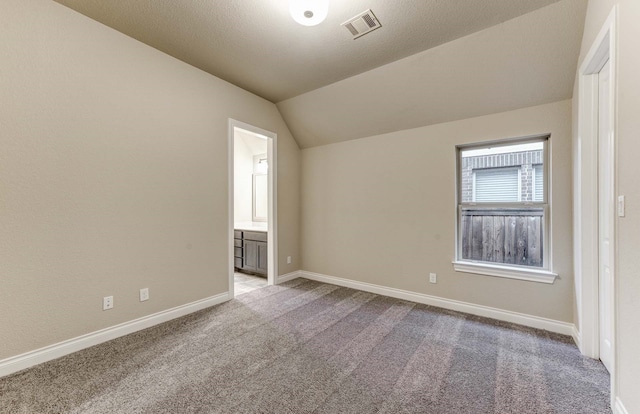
598;59;613;373
575;6;617;408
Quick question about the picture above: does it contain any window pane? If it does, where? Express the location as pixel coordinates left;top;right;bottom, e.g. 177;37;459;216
460;141;543;203
474;167;519;202
460;207;544;267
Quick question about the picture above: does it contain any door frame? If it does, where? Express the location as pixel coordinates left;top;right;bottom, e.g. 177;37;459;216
228;119;278;297
574;5;617;407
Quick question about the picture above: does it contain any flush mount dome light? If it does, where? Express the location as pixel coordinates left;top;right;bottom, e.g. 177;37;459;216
289;0;328;26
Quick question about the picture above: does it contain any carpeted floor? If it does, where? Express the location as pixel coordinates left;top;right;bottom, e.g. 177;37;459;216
0;278;610;413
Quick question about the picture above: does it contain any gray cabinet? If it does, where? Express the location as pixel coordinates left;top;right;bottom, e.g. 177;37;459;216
234;230;267;277
243;240;258;272
257;241;268;274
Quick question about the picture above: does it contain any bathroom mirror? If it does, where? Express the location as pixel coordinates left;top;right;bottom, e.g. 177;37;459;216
252;173;268;222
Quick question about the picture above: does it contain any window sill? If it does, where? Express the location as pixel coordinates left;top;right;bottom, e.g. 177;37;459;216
452;261;558;284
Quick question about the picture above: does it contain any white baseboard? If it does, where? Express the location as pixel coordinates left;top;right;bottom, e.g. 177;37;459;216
276;270;302;284
572;325;581;349
299;271;575;336
614;397;629;414
0;292;230;378
3;271;577;379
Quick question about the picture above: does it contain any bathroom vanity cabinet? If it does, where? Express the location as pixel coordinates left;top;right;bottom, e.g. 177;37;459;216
234;230;267;277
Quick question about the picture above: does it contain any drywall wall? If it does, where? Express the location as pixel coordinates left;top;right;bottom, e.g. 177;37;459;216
0;0;300;360
301;100;573;322
574;1;640;412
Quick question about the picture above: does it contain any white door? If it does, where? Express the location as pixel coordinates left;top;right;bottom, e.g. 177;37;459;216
598;59;613;373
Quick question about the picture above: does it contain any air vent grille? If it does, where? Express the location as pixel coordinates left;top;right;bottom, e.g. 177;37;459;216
341;9;381;39
362;14;376;28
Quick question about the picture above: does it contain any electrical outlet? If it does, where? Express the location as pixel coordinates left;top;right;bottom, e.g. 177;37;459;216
429;273;437;284
103;296;114;310
139;288;149;302
287;256;292;264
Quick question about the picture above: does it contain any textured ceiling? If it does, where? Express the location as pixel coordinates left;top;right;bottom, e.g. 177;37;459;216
277;0;588;148
53;0;562;103
53;0;586;149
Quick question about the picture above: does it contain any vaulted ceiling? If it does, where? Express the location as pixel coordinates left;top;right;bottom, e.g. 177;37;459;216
53;0;587;148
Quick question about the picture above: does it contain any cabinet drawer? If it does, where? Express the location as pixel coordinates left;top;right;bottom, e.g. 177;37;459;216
234;257;243;268
234;230;242;239
234;239;242;247
243;231;267;242
234;247;243;258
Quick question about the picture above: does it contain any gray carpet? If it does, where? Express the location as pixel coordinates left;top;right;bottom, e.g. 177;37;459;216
0;278;610;413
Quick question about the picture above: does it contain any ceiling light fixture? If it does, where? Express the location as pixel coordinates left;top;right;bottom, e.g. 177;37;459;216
289;0;329;26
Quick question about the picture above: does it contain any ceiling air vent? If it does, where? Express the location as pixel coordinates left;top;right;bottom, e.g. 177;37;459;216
342;9;381;39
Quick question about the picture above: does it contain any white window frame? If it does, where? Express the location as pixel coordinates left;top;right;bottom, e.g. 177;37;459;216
453;135;557;284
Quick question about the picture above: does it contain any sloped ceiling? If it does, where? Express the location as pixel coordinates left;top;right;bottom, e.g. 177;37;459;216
278;0;587;148
53;0;586;149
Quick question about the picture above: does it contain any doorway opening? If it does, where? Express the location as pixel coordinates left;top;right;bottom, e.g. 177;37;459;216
228;119;278;298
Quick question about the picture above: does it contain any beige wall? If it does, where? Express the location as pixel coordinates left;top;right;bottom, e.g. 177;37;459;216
301;100;573;322
574;1;640;411
0;0;300;360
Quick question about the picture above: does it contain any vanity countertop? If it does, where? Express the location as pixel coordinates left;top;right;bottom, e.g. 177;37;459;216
234;222;268;232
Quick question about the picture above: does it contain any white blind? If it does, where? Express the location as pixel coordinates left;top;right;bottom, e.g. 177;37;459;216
474;167;520;202
533;164;544;202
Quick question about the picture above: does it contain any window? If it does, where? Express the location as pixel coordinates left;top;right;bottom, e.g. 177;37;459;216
455;136;556;283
